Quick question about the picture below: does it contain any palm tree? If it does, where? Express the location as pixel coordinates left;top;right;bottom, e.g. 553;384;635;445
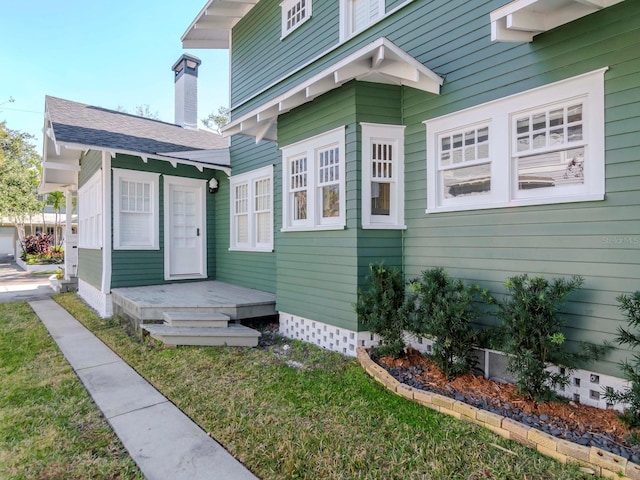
46;191;65;248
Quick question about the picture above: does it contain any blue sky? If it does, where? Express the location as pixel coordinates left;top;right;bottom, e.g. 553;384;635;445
0;0;229;150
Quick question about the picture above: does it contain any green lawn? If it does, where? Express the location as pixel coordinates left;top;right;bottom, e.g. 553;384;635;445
0;302;143;480
52;293;600;479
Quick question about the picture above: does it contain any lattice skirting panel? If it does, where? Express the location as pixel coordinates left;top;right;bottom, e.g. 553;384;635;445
279;312;630;411
78;279;112;318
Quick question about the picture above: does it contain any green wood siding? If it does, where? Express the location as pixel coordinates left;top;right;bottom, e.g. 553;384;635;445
109;155;222;289
212;143;278;292
78;248;102;288
231;0;339;109
276;83;403;331
398;1;640;377
78;150;102;187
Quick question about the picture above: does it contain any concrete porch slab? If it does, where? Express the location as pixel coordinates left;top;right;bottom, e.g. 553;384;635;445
111;280;276;322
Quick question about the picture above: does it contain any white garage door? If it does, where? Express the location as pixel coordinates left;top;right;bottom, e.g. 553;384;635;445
0;227;15;255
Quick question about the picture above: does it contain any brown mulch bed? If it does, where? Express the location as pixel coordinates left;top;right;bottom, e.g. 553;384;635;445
376;348;639;461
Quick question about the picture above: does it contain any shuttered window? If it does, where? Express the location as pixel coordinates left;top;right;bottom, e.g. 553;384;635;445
78;170;102;249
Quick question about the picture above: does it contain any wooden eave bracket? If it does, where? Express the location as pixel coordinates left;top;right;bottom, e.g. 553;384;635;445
223;37;443;142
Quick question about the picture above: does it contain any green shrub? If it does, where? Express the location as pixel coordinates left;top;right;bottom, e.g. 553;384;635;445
604;291;640;429
406;267;486;379
355;263;408;358
494;274;608;401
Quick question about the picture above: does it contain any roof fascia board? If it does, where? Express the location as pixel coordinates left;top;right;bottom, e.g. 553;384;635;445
51;141;231;174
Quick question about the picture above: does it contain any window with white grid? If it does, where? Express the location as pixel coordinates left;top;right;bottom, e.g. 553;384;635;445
230;165;273;251
282;127;345;231
78;170;102;249
362;123;405;228
425;69;605;213
281;0;311;38
113;169;159;250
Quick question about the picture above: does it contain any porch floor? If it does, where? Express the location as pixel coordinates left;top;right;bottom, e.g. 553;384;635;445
111;281;277;323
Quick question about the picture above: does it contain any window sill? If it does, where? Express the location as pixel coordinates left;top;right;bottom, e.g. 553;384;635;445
362;223;407;230
426;193;605;214
281;225;346;232
113;246;160;251
229;247;274;253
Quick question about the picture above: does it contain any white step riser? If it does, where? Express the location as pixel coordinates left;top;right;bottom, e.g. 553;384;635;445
165;319;229;328
149;334;259;348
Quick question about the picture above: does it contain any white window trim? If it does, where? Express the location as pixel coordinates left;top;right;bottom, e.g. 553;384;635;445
361;123;406;229
281;0;312;39
281;126;346;232
78;169;103;249
229;165;274;252
424;68;606;214
340;0;384;41
112;168;160;250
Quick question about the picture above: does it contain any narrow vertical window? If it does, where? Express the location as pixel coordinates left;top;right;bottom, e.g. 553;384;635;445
318;146;340;219
361;123;405;229
290;156;308;222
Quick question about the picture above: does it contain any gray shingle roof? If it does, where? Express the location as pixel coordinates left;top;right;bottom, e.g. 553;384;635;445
46;96;227;157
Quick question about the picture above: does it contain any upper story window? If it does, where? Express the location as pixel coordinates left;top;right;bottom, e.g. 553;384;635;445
230;165;273;252
112;169;159;250
78;169;102;249
361;123;405;229
341;0;384;40
425;68;606;213
281;0;312;38
282;127;346;231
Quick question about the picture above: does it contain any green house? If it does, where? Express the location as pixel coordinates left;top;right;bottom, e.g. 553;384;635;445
39;56;230;317
181;0;639;407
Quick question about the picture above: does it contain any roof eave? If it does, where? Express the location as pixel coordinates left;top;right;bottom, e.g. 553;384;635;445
181;0;260;50
222;37;443;142
490;0;626;42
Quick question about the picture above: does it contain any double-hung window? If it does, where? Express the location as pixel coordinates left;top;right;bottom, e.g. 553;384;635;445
230;165;273;251
78;170;102;249
281;0;311;38
282;127;346;231
425;69;606;213
361;123;405;228
112;169;159;250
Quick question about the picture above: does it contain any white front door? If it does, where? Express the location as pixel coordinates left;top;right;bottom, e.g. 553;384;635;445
164;176;206;279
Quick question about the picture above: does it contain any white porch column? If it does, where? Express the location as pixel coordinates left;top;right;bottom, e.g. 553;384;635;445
63;189;78;280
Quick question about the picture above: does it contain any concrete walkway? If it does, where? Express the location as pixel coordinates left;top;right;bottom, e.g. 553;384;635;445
0;254;54;303
29;298;258;480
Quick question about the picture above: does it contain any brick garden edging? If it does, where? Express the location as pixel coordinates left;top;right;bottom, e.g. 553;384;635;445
356;347;640;480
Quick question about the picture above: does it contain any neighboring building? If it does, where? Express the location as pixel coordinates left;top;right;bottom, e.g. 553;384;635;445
39;54;230;316
181;0;639;405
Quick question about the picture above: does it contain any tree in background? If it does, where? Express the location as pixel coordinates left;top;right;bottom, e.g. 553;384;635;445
201;106;229;134
115;104;160;120
0;122;43;251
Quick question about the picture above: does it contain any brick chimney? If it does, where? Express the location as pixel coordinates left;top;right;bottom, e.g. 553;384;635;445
172;53;201;130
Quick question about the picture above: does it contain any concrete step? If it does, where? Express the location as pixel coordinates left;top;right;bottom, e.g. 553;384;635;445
163;311;230;328
142;323;261;347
